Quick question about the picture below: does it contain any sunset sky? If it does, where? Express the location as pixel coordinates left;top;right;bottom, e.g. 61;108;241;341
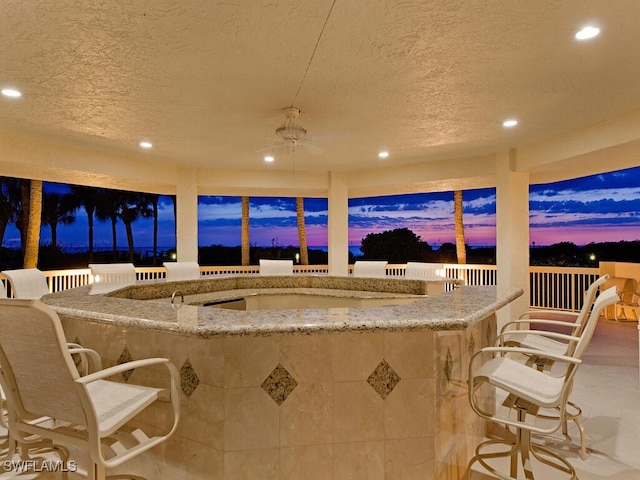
2;165;639;252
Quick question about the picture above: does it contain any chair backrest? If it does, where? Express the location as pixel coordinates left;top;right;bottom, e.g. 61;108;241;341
89;263;136;284
404;262;445;280
603;276;638;302
0;268;50;299
572;274;610;334
570;286;619;359
259;259;293;276
353;260;388;278
163;262;201;282
0;298;86;426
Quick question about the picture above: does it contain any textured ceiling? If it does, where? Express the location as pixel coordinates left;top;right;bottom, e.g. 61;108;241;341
2;0;640;173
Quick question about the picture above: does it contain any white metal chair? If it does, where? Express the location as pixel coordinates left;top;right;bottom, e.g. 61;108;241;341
499;274;609;361
1;268;50;299
404;262;445;280
89;263;137;285
353;260;388;278
163;261;201;282
468;286;619;479
259;259;293;276
497;274;609;460
0;298;181;480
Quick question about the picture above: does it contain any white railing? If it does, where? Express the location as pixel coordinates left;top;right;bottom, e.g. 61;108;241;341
529;266;600;311
1;264;600;312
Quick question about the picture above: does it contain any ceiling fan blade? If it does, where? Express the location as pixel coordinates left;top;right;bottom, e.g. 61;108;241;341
301;141;324;156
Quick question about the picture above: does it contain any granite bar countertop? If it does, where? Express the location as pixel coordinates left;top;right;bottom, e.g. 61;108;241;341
42;276;522;338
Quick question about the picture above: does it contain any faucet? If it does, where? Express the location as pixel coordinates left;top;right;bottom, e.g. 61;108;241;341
171;290;184;305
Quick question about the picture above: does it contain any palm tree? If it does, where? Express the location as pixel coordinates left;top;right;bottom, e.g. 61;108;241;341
23;180;42;268
15;179;30;252
118;193;153;262
70;185;99;263
42;191;77;251
146;193;160;265
94;189;126;261
241;196;250;266
296;197;309;265
0;177;19;247
454;190;466;264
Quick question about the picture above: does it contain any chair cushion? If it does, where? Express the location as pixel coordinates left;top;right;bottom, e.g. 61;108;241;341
502;332;570;357
87;379;162;436
474;356;566;408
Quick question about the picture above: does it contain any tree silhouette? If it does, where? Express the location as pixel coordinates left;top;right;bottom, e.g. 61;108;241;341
42;191;77;251
360;228;431;263
94;189;126;261
0;177;20;247
146;193;160;265
70;185;99;263
118;193;153;262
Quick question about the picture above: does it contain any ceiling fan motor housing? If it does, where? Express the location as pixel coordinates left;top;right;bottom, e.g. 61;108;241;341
276;106;307;143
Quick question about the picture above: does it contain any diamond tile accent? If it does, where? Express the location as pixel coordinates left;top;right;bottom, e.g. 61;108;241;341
261;364;298;405
367;359;401;399
444;349;454;382
116;346;134;382
180;359;200;397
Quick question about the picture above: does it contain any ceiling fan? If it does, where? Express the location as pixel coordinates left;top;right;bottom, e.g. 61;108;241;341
264;106;324;158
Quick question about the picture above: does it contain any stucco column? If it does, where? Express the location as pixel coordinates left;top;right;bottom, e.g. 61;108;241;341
176;167;199;263
496;149;530;330
328;171;349;276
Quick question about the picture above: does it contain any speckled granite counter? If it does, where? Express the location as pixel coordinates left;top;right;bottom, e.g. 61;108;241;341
42;275;517;338
43;276;522;480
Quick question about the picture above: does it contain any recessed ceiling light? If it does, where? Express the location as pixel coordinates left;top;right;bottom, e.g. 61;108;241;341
139;141;153;149
264;155;275;162
575;26;600;40
1;88;22;98
378;151;389;159
502;119;518;128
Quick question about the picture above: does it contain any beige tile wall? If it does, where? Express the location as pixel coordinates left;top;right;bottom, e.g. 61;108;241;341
61;313;495;479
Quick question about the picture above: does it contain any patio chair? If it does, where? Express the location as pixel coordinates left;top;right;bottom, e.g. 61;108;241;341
497;274;609;459
259;259;293;276
89;263;136;285
467;286;619;479
0;268;50;299
602;276;638;320
353;260;388;278
0;298;181;480
499;274;609;358
404;262;445;280
163;261;201;282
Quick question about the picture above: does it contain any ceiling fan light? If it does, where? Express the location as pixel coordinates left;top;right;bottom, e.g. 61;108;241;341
276;122;307;143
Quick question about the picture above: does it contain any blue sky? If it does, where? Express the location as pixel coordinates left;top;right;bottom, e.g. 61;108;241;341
1;165;639;251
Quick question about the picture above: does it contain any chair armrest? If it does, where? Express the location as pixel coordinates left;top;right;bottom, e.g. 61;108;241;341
474;346;582;365
501;319;579;335
75;358;174;385
497;329;580;346
67;346;103;373
518;310;579;320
